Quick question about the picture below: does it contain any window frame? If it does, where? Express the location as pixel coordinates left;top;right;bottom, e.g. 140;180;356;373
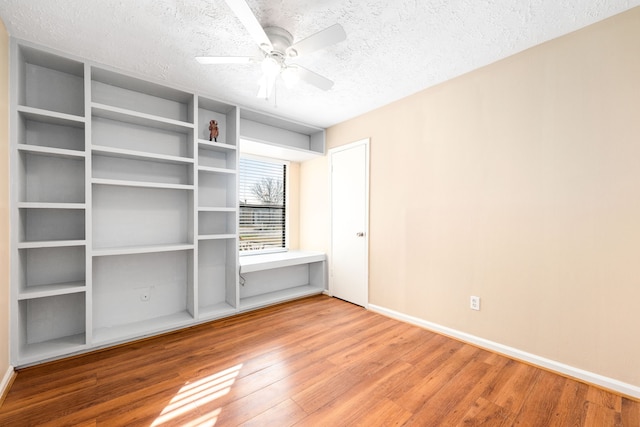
238;153;290;256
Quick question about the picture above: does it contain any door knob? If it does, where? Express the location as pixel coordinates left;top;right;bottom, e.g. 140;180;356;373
356;232;365;237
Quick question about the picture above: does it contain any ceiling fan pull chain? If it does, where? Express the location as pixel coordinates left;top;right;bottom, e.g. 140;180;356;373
273;81;278;108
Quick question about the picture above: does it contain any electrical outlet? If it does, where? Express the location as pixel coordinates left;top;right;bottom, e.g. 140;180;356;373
470;296;480;311
139;287;150;302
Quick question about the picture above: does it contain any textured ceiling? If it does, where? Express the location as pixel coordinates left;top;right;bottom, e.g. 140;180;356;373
1;0;639;128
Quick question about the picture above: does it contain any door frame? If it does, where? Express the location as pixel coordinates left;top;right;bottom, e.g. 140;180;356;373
328;138;370;308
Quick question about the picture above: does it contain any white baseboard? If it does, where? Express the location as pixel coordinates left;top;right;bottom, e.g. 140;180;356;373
0;364;15;401
369;304;640;400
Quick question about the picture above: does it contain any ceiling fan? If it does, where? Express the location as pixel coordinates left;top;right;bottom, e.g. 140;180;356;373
196;0;346;99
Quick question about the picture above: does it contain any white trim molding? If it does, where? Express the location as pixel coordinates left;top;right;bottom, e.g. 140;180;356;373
1;365;16;402
369;304;640;400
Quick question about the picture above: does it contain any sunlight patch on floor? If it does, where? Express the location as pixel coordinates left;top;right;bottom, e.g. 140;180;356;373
152;364;243;426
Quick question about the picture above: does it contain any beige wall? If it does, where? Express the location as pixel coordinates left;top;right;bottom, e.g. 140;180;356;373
287;161;300;250
0;17;11;380
301;7;640;386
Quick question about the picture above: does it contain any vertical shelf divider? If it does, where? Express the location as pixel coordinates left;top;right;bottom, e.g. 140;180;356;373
189;95;199;321
84;62;93;345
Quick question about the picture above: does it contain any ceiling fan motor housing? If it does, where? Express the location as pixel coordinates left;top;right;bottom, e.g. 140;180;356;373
264;26;297;61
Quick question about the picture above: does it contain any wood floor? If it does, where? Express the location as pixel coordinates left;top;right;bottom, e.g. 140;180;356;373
1;295;638;426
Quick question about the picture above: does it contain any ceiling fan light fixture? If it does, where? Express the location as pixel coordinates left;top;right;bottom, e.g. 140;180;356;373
281;66;300;87
261;56;281;79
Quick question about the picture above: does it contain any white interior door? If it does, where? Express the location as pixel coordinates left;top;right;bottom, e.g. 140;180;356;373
330;139;369;307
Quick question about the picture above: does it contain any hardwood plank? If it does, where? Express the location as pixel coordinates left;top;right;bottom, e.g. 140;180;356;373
547;379;589;427
240;398;307;427
0;371;97;413
403;359;492;425
622;397;640;427
290;366;363;414
391;344;482;413
484;361;541;414
587;385;623;412
327;321;413;369
352;398;413;427
385;336;465;401
0;295;637;426
294;361;415;426
584;401;623;427
341;360;415;416
457;397;514;426
346;326;434;379
512;369;567;426
205;375;296;425
435;354;515;425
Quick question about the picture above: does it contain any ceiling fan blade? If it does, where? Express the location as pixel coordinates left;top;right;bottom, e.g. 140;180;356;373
223;0;272;52
294;65;334;91
196;56;254;64
288;24;346;57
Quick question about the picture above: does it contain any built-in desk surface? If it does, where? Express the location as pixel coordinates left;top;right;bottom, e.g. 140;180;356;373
239;251;326;273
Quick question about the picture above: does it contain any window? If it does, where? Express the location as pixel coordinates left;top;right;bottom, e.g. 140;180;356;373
239;156;287;253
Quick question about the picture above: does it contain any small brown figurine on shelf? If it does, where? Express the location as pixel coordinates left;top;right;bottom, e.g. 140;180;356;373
209;120;219;142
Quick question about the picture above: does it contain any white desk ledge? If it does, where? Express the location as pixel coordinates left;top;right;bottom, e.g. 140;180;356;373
239;251;326;273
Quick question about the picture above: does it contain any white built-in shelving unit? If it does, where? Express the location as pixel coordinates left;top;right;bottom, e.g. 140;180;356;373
9;39;327;367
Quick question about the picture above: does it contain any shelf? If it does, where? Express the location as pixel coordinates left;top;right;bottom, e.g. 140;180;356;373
18;292;86;364
18;206;85;244
239;108;325;162
92;178;194;191
92;152;194;187
92;311;194;346
18;281;86;300
92;243;195;257
18;143;85;159
92;114;192;159
199;210;236;236
239;285;324;311
17;45;85;117
17;105;85;127
92;185;193;250
198;207;237;212
92;145;194;165
92;67;194;123
17;240;86;249
16;106;85;153
17;246;86;294
198;234;237;240
18;202;86;209
18;150;85;204
198;302;237;320
198;143;237;170
198;139;237;151
92;102;194;133
198;171;237;210
198;165;237;175
197;97;236;144
19;334;86;365
198;239;237;314
240;138;324;162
